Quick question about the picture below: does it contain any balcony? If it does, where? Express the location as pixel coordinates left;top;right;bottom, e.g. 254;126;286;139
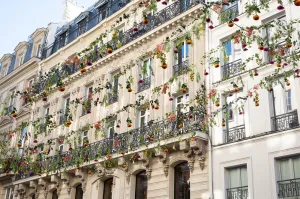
224;125;246;143
219;2;239;25
173;60;189;76
222;59;243;79
14;108;205;180
227;186;248;199
59;112;68;126
108;92;118;104
138;76;151;92
271;110;299;132
278;178;300;198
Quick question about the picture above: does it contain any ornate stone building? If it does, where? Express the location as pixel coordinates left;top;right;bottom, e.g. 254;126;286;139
0;0;208;198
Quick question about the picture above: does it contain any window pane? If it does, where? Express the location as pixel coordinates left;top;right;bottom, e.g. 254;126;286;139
135;171;148;199
174;162;190;199
229;168;240;188
103;178;113;199
293;158;300;178
279;159;292;180
240;167;248;186
185;43;189;58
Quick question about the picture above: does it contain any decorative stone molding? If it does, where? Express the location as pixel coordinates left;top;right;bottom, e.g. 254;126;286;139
183;139;207;172
50;98;59;107
60;172;71;195
33;107;40;115
97;164;116;179
156;149;169;177
71;87;81;96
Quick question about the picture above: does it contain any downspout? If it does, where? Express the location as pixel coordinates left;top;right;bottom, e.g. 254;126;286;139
205;2;214;198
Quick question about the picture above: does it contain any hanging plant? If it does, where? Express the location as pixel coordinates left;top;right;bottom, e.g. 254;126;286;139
56;79;65;92
181;83;188;93
150;99;159;109
133;22;138;32
107;44;113;54
142;14;148;24
126;75;134;92
185;33;192;45
126;117;132;127
11;107;17;117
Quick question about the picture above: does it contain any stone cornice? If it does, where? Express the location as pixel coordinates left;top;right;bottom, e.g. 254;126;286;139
0;57;40;89
14;41;29;53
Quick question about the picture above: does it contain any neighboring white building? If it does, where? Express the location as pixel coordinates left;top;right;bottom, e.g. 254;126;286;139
207;0;300;198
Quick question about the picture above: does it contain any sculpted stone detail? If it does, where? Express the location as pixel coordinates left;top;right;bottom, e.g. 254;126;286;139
183;140;207;172
50;98;59;106
33;107;40;115
97;164;115;179
71;87;80;95
156;149;169;177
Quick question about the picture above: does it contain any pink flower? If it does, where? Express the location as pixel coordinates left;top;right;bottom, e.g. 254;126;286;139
208;89;217;99
248;91;253;98
168;113;176;123
253;84;260;90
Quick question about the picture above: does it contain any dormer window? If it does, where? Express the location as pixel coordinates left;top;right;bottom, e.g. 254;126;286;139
78;18;87;36
1;64;8;76
36;44;42;57
59;31;67;48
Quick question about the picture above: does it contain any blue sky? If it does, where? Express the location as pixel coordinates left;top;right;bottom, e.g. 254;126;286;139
0;0;97;57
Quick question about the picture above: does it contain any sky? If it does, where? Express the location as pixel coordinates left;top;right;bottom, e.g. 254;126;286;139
0;0;98;58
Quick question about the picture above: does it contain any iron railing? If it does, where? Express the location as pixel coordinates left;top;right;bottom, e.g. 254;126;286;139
138;76;151;92
278;178;300;198
173;60;189;76
227;186;248;199
108;92;118;104
225;125;246;143
32;0;202;97
220;3;239;25
5;105;14;115
222;59;243;79
271;110;299;131
14;108;205;180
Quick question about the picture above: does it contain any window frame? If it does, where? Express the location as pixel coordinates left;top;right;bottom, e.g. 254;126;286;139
103;178;113;199
174;161;190;199
135;170;148;199
5;187;14;199
285;89;292;112
174;93;189;114
174;40;189;65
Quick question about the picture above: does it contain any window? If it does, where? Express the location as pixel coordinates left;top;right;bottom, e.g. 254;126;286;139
1;64;8;76
5;187;14;199
277;156;300;198
18;127;27;156
27;78;34;89
8;90;15;107
174;41;189;65
81;132;88;146
60;97;70;125
286;89;292;112
108;72;119;104
98;5;107;22
78;19;87;36
135;171;148;199
174;162;190;199
175;94;189;114
222;39;242;64
226;166;248;199
59;31;67;48
139;110;149;128
52;190;58;199
107;120;116;139
103;178;113;199
58;140;64;153
140;59;152;79
82;86;93;115
75;184;83;199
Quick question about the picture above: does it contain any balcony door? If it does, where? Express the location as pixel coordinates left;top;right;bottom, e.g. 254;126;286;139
75;184;83;199
226;166;248;199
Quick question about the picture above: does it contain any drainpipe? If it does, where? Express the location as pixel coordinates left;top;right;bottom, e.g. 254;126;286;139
205;2;214;198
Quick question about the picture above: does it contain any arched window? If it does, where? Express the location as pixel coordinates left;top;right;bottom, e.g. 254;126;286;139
174;162;190;199
135;170;148;199
103;178;113;199
75;184;83;199
52;189;58;199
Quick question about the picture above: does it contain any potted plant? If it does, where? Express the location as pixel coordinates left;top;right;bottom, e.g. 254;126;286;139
212;58;220;68
181;83;188;93
142;14;148;24
56;79;65;92
245;3;261;20
126;117;132;127
41;91;47;101
11;107;17;117
185;33;192;45
133;22;138;32
126;75;134;92
80;63;86;73
150;99;159;109
107;44;113;54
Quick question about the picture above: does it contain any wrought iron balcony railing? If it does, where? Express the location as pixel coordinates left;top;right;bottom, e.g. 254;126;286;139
108;92;118;104
4;105;14;115
32;0;203;96
271;110;299;132
220;3;239;25
224;124;246;143
227;186;248;199
138;76;151;92
173;60;189;76
14;108;205;180
222;59;243;79
278;178;300;198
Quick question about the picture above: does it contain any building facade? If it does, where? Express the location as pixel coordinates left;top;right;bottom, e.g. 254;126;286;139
207;0;300;198
0;0;209;198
